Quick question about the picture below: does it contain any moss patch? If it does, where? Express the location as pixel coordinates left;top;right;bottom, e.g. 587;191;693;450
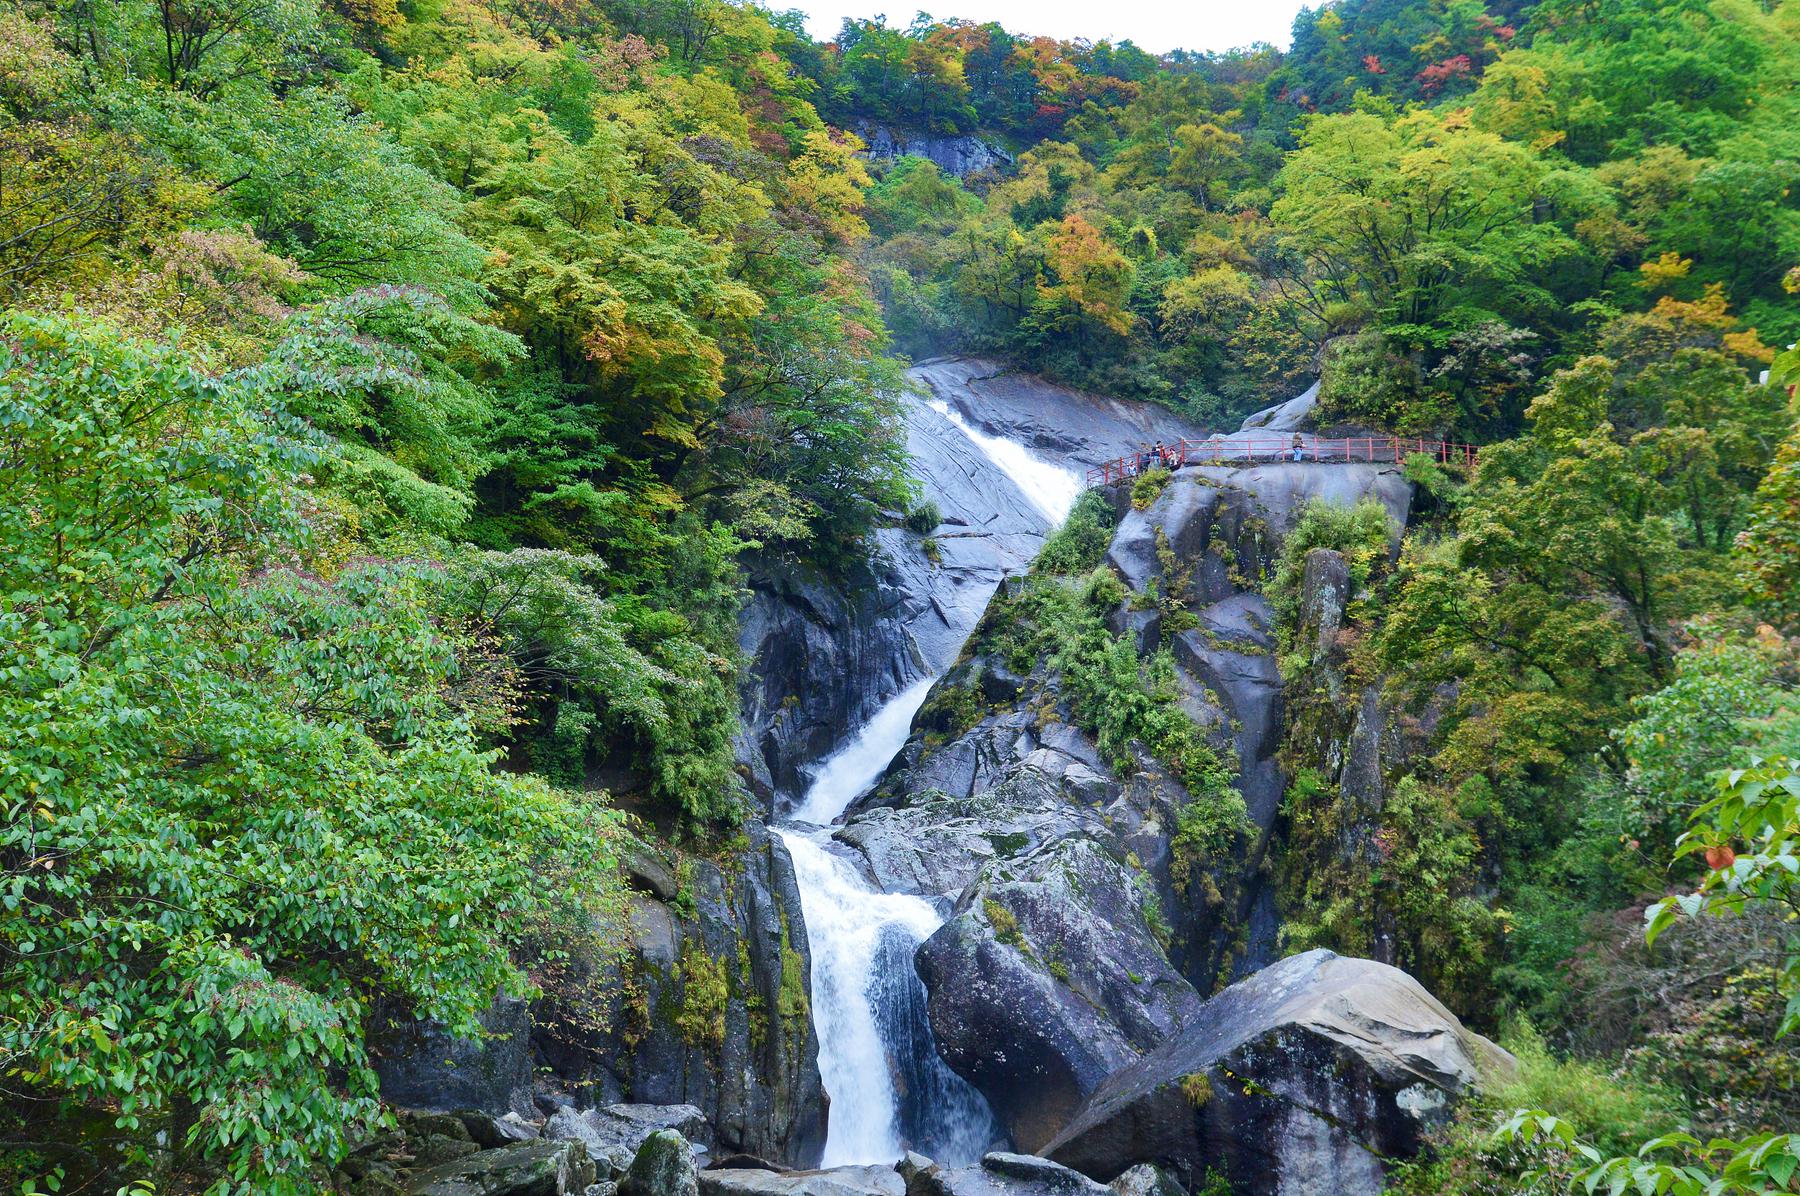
984;898;1025;947
1180;1070;1214;1106
674;939;728;1050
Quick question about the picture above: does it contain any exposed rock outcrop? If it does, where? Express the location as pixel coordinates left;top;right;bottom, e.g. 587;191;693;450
1043;950;1512;1196
370;997;537;1120
533;824;825;1167
738;382;1064;811
915;838;1205;1151
909;360;1203;470
857;126;1014;177
820;445;1424;1156
1236;382;1320;433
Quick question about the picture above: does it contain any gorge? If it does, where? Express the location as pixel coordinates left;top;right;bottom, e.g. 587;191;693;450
7;3;1795;1192
362;358;1512;1196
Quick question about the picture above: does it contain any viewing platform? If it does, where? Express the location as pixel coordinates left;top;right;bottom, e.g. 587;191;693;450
1085;435;1480;488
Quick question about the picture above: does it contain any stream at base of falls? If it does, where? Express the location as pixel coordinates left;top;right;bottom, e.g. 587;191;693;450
775;678;1001;1166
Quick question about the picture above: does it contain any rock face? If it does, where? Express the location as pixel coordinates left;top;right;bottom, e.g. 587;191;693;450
1275;544;1438;970
532;824;825;1167
910;360;1203;472
739;356;1215;812
738;380;1066;811
738;559;926;806
370;830;821;1168
857;125;1014;177
370;996;537;1119
820;440;1423;1155
1043;950;1513;1196
916;839;1205;1152
1237;382;1319;432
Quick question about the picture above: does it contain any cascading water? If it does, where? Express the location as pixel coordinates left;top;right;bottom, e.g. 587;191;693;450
925;399;1081;524
788;678;937;826
776;678;1000;1165
775;404;1080;1166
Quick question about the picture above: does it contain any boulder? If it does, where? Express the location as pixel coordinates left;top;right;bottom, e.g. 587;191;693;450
903;1154;1112;1196
699;1166;905;1196
546;1105;712;1177
1044;950;1514;1196
621;1131;700;1196
837;766;1108;898
545;1105;712;1154
372;996;536;1119
408;1140;595;1196
1104;1166;1181;1196
916;839;1204;1152
1183;463;1411;541
461;1111;542;1149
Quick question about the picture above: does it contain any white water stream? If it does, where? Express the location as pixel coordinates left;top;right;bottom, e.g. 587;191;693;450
775;406;1079;1165
776;677;996;1165
926;398;1081;525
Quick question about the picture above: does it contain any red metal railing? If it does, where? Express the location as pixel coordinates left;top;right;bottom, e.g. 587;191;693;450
1084;436;1479;488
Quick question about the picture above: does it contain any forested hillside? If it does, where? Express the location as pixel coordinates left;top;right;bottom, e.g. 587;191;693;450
1;0;1797;1192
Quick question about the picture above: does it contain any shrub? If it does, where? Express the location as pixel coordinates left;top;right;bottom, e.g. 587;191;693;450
905;498;942;534
1266;497;1394;628
1132;465;1171;510
0;312;626;1193
1385;1022;1688;1196
1038;489;1117;575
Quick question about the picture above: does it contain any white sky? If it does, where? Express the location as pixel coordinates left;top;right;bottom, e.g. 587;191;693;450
793;0;1308;55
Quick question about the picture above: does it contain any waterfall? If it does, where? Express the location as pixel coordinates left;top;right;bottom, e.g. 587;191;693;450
773;399;1079;1166
777;681;1001;1166
925;399;1081;524
789;677;937;825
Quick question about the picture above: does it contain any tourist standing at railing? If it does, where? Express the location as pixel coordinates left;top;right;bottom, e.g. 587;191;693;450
1291;432;1306;463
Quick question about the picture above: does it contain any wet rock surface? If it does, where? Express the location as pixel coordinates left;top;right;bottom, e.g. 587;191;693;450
909;360;1203;472
738;377;1066;812
533;823;824;1167
1043;950;1512;1196
700;1165;906;1196
903;1152;1113;1196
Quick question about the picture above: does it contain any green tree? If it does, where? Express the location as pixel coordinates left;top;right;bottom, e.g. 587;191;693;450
0;311;622;1193
1271;104;1580;329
